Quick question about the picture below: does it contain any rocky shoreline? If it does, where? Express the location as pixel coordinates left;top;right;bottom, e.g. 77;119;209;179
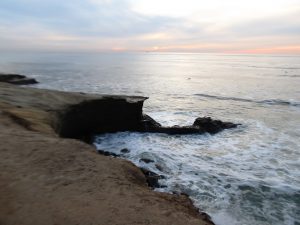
0;73;38;85
0;74;238;225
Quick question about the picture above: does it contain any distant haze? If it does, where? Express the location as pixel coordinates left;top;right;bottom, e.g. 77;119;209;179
0;0;299;54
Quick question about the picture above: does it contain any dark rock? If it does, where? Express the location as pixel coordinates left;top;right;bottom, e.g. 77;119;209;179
0;74;26;81
151;125;204;134
224;184;231;189
51;88;237;139
0;73;38;85
140;158;155;164
140;168;165;189
155;164;163;172
56;97;147;139
193;117;238;134
8;78;38;85
199;212;215;225
139;114;203;134
120;148;130;153
97;150;120;157
55;97;238;138
139;115;238;135
180;192;190;198
140;114;161;130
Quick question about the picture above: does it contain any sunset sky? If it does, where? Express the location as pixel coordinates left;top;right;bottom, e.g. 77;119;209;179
0;0;299;54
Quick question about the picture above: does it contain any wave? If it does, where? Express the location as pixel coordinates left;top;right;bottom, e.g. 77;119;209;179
247;65;300;70
279;74;300;78
194;93;300;107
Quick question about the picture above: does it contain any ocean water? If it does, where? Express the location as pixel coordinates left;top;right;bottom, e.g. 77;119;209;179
1;52;299;225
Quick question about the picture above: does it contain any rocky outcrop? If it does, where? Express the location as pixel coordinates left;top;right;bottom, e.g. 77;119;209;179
0;73;38;85
55;96;147;139
139;114;238;135
0;75;238;140
193;117;238;134
0;81;147;140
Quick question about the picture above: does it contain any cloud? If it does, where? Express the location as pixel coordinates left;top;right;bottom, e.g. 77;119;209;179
0;0;178;38
0;0;299;53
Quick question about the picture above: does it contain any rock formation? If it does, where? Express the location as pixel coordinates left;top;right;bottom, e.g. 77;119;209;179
0;73;38;85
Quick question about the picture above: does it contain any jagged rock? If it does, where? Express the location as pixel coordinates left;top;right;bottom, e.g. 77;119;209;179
140;168;166;189
56;97;147;139
0;73;38;85
0;76;237;137
140;114;161;129
139;114;201;134
139;116;238;135
193;117;238;134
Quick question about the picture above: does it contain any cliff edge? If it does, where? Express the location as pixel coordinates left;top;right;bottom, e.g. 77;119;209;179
0;82;214;225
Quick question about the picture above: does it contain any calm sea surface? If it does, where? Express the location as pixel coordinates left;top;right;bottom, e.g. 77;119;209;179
1;52;299;225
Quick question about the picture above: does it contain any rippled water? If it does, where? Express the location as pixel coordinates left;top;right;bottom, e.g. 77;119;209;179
1;52;299;225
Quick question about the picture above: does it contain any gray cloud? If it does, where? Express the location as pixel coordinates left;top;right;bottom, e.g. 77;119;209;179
0;0;180;38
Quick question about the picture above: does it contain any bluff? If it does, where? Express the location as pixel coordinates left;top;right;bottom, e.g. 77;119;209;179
0;81;215;225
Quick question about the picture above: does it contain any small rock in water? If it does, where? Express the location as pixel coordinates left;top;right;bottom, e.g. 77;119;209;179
193;116;238;134
224;184;231;189
120;148;130;153
97;149;120;157
0;73;38;85
155;164;163;171
140;168;165;188
140;158;155;164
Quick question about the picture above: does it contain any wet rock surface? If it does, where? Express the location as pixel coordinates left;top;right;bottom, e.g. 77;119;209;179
140;168;166;189
193;116;238;134
97;149;120;157
0;73;38;85
120;148;130;153
139;114;238;135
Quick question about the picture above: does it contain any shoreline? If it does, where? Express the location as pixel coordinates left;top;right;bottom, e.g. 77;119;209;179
0;80;215;225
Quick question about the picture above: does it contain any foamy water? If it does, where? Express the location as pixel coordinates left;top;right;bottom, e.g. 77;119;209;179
1;52;299;225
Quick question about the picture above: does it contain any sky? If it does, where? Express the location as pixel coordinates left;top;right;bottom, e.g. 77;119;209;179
0;0;300;54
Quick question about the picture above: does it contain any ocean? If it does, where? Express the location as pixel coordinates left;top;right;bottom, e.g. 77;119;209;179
1;52;299;225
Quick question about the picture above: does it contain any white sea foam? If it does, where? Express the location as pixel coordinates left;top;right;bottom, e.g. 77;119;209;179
94;115;300;225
